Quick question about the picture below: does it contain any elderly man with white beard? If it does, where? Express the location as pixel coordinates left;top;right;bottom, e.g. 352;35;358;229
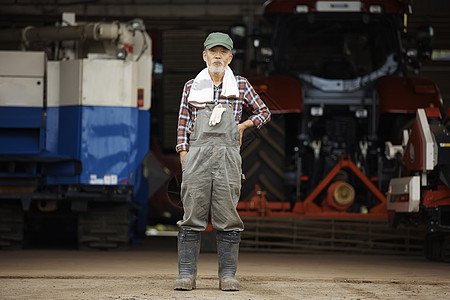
174;32;271;291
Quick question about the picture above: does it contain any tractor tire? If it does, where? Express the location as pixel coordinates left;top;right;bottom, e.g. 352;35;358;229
241;114;286;202
0;200;24;250
78;204;130;250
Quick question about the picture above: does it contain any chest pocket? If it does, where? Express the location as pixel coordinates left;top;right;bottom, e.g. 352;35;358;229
190;104;238;144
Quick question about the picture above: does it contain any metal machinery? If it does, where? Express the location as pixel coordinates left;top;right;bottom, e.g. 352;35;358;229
386;108;450;261
0;16;152;249
237;0;447;257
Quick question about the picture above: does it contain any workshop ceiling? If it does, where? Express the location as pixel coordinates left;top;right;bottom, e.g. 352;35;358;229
0;0;266;31
0;1;448;52
0;1;448;36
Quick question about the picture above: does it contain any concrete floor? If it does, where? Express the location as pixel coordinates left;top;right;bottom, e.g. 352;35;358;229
0;236;449;299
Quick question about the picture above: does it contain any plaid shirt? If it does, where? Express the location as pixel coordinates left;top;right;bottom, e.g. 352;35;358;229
176;75;271;153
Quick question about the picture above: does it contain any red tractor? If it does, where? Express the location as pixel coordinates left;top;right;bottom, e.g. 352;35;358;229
237;0;448;259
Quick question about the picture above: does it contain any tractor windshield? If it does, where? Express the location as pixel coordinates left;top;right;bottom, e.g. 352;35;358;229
274;14;400;80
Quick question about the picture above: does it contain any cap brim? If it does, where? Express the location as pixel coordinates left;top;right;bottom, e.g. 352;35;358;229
205;42;232;50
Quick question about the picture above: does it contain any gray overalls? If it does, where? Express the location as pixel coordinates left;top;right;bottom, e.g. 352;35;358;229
178;103;244;232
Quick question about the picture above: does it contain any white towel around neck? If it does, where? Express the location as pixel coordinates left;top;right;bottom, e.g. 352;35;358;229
187;66;239;108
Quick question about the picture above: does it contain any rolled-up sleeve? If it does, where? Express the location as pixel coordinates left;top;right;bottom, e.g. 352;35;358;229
176;81;193;153
243;78;271;128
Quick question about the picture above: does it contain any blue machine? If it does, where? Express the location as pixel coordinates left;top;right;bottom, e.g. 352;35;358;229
0;20;153;249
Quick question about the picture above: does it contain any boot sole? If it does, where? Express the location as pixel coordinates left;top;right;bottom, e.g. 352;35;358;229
174;279;196;290
174;287;195;291
220;280;239;291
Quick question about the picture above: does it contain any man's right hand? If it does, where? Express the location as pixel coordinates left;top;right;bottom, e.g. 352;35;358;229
179;151;188;165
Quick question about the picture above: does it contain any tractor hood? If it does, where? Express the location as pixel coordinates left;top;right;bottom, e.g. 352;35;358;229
250;75;303;113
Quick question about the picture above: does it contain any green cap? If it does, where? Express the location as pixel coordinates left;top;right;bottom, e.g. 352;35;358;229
204;32;233;50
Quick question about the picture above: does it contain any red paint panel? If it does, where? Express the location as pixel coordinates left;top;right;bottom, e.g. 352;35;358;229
250;75;303;113
424;107;441;118
423;187;450;208
377;76;442;113
401;120;423;172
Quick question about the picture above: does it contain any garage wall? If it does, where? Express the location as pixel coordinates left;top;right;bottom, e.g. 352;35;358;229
1;0;449;146
161;30;207;150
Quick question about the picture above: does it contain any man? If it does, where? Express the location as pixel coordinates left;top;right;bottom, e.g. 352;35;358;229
175;32;271;291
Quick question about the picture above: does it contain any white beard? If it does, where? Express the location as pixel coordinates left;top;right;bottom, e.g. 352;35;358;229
207;60;226;75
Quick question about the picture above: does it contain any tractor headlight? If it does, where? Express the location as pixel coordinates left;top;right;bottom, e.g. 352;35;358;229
311;106;324;116
355;109;367;118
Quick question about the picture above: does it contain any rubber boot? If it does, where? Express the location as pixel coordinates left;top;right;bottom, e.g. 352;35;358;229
217;231;241;291
174;229;201;290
